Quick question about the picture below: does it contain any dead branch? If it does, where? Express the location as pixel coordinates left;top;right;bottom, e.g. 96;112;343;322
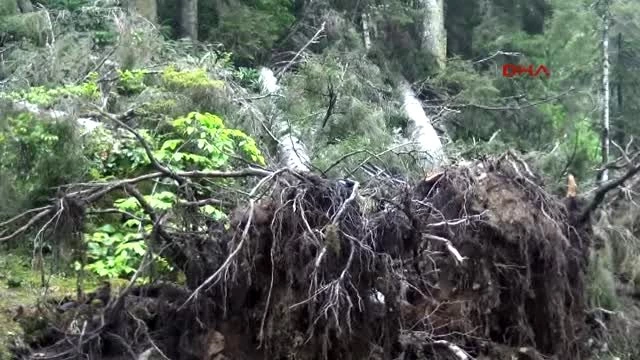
452;87;575;111
321;80;338;129
91;106;183;185
0;208;52;242
579;152;640;223
473;50;522;64
86;208;145;221
0;167;272;242
275;21;326;79
0;205;50;228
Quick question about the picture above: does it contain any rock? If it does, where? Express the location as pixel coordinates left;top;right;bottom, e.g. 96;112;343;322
206;330;225;358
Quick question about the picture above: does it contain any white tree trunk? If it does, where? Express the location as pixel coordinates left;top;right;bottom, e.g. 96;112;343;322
12;100;103;135
362;12;371;51
419;0;446;69
400;81;446;170
179;0;198;41
600;4;610;184
258;68;310;172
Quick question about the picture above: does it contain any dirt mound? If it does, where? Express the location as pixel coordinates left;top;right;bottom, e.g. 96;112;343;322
12;155;592;360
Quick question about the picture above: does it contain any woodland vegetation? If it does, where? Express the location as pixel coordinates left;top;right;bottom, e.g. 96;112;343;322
2;0;640;359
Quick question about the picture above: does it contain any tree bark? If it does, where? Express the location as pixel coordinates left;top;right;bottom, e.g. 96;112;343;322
17;0;33;13
259;68;310;172
179;0;198;41
617;32;622;111
362;12;371;51
418;0;446;69
599;2;610;185
126;0;157;23
400;80;446;170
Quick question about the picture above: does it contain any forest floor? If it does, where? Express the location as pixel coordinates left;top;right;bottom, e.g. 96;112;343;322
0;253;108;359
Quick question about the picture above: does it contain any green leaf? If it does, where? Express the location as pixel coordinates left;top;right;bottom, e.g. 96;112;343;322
114;197;140;211
202;205;227;221
90;232;111;244
96;224;117;234
123;219;141;228
161;139;183;151
117;241;146;256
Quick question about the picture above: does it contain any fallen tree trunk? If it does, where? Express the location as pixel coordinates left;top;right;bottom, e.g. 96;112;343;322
400;80;447;170
259;67;311;172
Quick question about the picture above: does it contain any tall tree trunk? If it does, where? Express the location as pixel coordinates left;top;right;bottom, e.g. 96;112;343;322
362;12;371;51
17;0;33;13
179;0;198;41
126;0;157;23
617;32;622;111
419;0;446;69
599;2;610;185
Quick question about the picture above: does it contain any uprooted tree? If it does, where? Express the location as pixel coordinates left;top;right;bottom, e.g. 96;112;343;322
3;107;640;360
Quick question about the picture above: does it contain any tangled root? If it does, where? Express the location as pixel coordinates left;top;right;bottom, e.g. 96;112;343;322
14;155;592;360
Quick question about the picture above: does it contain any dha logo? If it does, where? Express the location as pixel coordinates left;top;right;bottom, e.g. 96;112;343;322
502;64;550;78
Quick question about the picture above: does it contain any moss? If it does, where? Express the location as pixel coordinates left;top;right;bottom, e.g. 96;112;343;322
161;66;224;91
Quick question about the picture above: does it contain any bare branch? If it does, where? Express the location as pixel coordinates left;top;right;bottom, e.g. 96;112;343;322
276;21;326;79
473;50;522;64
0;208;52;242
452;87;575;111
91;106;183;184
579;155;640;223
0;205;50;228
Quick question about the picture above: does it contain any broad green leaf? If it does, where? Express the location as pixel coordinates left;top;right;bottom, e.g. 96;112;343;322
114;197;140;211
161;139;183;151
123;219;141;228
96;224;117;234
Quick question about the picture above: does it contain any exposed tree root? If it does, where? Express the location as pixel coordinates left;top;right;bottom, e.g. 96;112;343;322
3;153;617;360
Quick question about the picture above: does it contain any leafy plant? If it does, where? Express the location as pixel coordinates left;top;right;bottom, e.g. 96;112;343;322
82;112;263;278
233;67;260;89
2;74;99;108
84;224;146;278
155;112;266;170
0;112;86;211
117;69;147;95
84;192;176;278
161;66;224;91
